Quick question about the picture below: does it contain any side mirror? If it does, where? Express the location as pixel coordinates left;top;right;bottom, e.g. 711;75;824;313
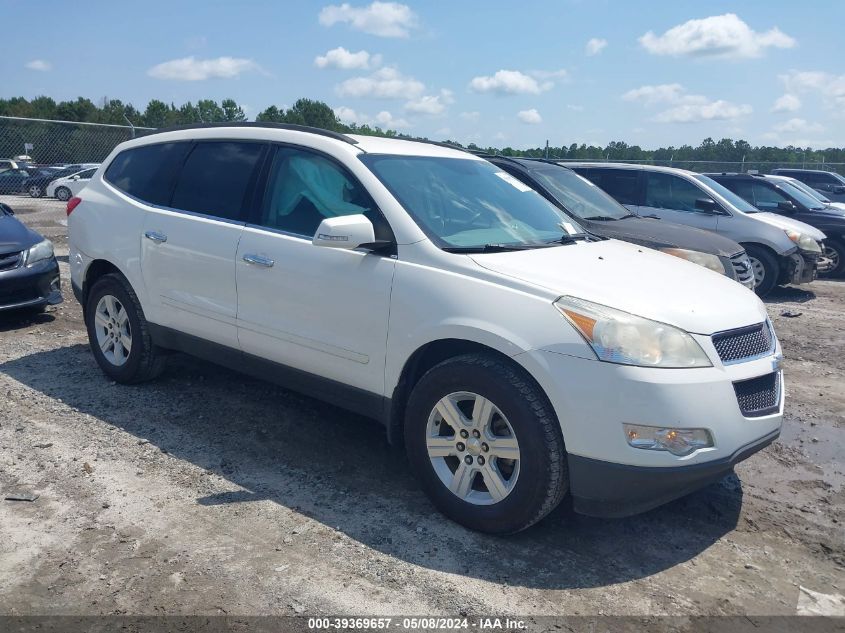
694;198;719;213
313;214;379;250
833;185;845;194
777;200;797;213
71;175;80;180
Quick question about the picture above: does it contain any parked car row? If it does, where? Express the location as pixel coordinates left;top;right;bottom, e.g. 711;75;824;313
66;123;791;534
0;160;99;199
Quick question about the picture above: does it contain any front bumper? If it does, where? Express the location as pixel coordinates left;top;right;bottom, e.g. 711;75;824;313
515;343;783;517
0;256;63;311
568;428;779;517
783;250;820;285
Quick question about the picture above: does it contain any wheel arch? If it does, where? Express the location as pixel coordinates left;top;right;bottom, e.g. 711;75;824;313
81;259;129;315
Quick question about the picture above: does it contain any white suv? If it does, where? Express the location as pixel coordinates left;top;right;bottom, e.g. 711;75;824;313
68;124;784;534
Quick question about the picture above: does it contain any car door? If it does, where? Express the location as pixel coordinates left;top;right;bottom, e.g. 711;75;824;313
140;140;266;349
69;168;97;195
236;145;396;396
639;171;720;231
0;169;28;194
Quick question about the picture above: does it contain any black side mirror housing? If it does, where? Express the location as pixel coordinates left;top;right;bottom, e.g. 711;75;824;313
694;198;719;213
777;200;797;213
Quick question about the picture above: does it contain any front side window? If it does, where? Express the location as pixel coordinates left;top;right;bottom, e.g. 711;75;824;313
104;142;191;206
644;173;704;212
360;154;573;249
258;147;389;240
171;141;265;221
693;175;759;213
76;169;96;180
750;182;790;210
590;169;640;206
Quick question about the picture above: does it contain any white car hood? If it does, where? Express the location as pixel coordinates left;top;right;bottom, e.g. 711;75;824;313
750;211;826;241
471;239;767;335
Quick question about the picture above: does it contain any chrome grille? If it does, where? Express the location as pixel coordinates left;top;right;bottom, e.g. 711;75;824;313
0;250;23;272
734;372;780;417
712;322;774;364
731;252;755;289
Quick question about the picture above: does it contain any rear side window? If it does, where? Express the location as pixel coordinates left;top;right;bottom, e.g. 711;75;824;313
170;141;265;221
643;173;704;212
104;142;191;205
590;169;640;205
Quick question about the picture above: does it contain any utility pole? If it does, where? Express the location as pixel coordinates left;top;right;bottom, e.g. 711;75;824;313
545;139;549;159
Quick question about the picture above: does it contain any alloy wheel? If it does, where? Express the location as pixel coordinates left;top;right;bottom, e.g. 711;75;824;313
823;245;840;272
55;187;71;201
28;185;42;197
749;256;766;288
426;391;520;505
94;294;132;366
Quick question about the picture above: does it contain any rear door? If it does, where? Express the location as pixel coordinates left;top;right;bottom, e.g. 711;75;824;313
639;172;720;231
140;140;266;348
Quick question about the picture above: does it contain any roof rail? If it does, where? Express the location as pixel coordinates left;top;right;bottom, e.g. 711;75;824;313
147;121;359;145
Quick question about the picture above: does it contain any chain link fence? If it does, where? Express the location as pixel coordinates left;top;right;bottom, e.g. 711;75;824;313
2;115;844;177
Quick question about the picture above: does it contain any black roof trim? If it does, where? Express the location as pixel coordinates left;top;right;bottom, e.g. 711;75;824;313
145;122;360;146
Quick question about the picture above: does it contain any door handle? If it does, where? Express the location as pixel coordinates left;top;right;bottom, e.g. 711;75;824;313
242;253;274;268
144;230;167;244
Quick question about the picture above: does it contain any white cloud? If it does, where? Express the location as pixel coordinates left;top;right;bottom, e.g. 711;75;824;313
405;89;454;115
772;93;802;112
654;101;753;123
315;47;381;70
25;59;52;72
336;66;424;99
334;106;410;129
469;70;549;95
780;70;845;108
585;38;607;56
517;108;542;124
773;118;824;134
622;83;751;123
529;68;568;81
147;56;258;80
459;111;480;121
318;2;417;38
639;13;796;59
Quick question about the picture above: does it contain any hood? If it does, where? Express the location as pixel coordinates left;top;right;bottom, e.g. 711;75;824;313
0;213;40;256
470;239;766;335
829;202;845;212
582;217;742;257
750;211;826;241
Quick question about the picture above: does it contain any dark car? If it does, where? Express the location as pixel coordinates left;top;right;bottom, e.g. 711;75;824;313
484;156;756;288
21;165;81;198
0;168;40;194
0;202;62;312
771;168;845;202
707;172;845;277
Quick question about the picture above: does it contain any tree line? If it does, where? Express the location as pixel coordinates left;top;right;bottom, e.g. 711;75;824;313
1;95;843;168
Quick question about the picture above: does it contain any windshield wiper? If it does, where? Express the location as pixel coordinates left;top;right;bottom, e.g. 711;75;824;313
583;215;620;221
443;243;554;253
619;213;645;219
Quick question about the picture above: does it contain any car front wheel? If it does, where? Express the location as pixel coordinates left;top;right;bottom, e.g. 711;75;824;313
405;353;568;534
821;239;845;277
55;187;72;201
745;244;779;297
28;185;43;198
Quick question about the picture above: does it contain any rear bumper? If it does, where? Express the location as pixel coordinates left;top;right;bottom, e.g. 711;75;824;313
569;428;780;517
0;257;62;311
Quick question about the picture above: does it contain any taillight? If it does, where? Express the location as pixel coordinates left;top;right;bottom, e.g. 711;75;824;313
66;196;82;216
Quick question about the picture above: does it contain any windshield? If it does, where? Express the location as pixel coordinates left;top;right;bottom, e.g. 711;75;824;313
778;181;826;210
360;154;581;249
527;165;632;221
693;174;760;213
784;178;831;203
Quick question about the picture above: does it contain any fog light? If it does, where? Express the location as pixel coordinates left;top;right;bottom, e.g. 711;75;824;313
623;424;713;456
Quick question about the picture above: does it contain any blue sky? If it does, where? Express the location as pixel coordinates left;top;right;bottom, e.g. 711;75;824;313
3;0;844;149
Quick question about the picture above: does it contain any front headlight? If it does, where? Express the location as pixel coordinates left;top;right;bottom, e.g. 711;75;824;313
25;239;54;266
785;230;822;254
661;247;726;274
555;296;712;368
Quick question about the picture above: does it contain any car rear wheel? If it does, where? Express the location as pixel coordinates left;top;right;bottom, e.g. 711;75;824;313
55;187;71;202
28;185;43;198
85;273;166;383
405;353;568;534
821;239;845;277
744;244;779;297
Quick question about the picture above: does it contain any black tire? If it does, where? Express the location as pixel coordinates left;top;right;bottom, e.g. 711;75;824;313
55;187;71;202
28;185;43;198
405;353;568;534
821;239;845;277
85;273;166;383
744;244;779;297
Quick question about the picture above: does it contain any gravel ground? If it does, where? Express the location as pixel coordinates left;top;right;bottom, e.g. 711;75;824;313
0;194;843;617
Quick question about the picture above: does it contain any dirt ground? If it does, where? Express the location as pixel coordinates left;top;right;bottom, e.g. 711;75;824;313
0;194;843;617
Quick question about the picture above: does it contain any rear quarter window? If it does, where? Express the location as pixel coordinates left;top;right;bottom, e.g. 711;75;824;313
104;142;192;206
